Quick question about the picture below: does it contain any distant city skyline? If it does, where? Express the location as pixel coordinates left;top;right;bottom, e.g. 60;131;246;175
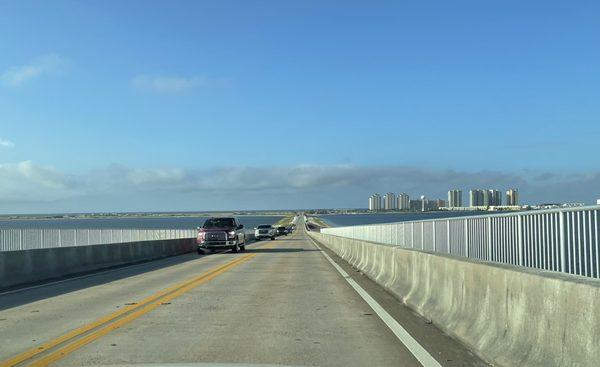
369;187;524;211
1;1;599;213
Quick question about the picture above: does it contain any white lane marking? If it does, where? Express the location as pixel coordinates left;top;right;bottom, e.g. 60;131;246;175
308;235;443;367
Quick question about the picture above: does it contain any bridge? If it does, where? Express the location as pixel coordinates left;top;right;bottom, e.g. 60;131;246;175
0;209;598;366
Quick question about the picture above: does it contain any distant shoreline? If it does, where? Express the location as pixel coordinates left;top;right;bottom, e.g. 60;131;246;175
0;208;523;222
0;211;296;222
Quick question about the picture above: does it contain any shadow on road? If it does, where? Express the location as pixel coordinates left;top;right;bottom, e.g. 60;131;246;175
255;237;297;242
0;239;314;310
0;252;205;311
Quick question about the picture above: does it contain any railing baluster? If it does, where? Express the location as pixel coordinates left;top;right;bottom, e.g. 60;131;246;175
594;210;600;278
576;213;581;275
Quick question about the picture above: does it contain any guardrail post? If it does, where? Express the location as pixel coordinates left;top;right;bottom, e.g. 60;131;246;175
487;217;492;261
447;220;450;253
41;229;44;249
464;220;469;257
518;215;524;266
411;222;415;248
19;229;23;250
421;223;424;249
87;229;91;245
432;221;437;251
594;210;599;279
559;211;566;273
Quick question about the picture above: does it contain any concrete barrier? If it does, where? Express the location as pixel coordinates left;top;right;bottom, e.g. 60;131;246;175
309;231;600;367
0;239;195;290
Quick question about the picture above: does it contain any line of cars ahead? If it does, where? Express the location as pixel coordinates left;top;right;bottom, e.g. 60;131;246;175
196;216;295;255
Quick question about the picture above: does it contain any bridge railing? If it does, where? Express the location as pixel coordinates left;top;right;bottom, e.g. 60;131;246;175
0;228;197;252
321;206;600;279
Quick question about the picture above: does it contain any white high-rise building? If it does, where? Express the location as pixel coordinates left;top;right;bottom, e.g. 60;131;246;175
369;194;382;211
383;192;397;210
397;193;410;210
506;189;519;206
447;189;463;207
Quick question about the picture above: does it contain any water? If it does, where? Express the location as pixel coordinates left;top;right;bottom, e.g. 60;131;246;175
0;216;284;230
321;211;485;227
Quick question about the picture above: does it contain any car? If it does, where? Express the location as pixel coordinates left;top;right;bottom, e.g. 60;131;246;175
196;217;246;254
276;226;287;236
254;224;276;241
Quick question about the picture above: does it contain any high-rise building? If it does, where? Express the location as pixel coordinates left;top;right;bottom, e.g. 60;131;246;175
506;189;519;206
489;190;501;206
469;189;483;207
409;200;421;211
470;189;503;207
447;189;463;207
368;193;382;211
420;195;426;212
482;190;491;206
397;193;410;210
383;192;397;210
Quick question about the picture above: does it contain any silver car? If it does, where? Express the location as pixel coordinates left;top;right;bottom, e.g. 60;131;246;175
254;224;276;240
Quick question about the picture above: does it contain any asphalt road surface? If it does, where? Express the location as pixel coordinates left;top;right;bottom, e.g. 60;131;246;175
0;218;487;367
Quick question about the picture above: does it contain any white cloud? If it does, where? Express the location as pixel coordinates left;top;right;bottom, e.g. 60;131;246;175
1;54;68;87
0;139;15;148
131;75;205;93
0;161;598;209
0;161;73;202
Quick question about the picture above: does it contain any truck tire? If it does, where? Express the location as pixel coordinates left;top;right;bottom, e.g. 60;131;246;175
197;248;203;255
271;236;275;240
232;243;240;253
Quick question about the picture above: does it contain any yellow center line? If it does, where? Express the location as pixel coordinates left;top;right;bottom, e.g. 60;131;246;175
0;253;254;367
29;253;257;367
1;237;285;367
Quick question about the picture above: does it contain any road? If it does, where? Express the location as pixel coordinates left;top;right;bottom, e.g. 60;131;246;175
0;218;487;367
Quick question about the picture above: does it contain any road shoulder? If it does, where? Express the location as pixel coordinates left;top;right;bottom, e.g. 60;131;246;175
309;234;489;367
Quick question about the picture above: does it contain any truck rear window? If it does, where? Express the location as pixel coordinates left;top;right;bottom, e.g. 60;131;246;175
203;218;235;228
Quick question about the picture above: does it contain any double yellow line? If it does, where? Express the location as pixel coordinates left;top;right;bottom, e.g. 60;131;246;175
1;252;256;367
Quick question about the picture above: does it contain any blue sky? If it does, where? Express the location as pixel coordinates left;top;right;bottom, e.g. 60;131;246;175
1;1;599;213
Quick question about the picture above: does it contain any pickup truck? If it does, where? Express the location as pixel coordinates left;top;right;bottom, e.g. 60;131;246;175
196;217;246;254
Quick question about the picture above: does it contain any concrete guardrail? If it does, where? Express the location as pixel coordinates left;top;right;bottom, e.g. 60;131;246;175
308;231;600;367
0;238;196;290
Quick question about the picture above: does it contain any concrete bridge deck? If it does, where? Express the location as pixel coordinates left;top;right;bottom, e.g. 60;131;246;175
0;220;486;367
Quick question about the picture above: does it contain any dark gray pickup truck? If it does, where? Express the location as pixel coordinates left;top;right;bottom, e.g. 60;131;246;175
196;217;246;254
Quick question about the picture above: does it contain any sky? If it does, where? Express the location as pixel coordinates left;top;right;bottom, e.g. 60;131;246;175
0;0;599;213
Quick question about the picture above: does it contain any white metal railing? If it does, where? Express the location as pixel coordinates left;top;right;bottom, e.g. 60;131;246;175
0;228;197;252
321;206;600;279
